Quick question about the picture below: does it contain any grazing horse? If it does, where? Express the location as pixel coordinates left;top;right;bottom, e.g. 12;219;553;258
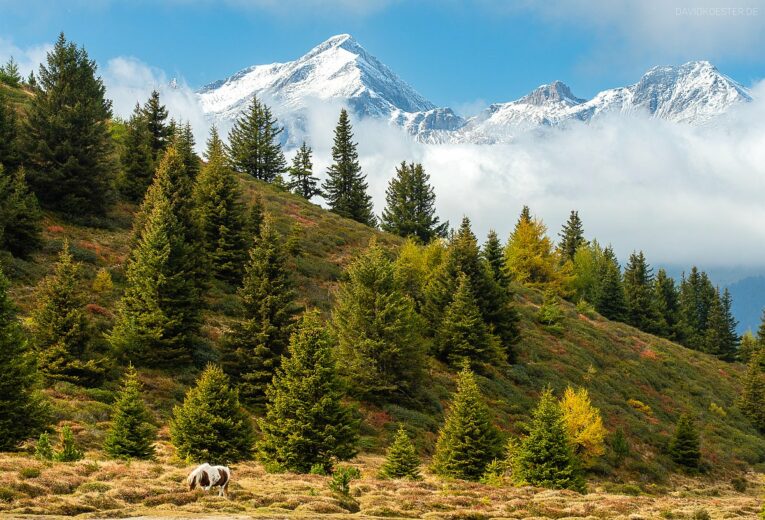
187;463;231;498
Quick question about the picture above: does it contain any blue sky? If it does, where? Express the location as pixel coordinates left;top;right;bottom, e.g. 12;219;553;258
1;0;764;109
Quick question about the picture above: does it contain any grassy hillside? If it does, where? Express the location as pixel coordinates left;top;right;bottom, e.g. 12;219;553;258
4;176;764;488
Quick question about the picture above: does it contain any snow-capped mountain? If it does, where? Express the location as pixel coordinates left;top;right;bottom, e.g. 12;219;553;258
198;34;463;144
455;61;751;143
198;35;752;145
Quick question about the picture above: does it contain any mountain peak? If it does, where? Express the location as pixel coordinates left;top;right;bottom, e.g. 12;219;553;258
518;80;585;106
304;33;361;59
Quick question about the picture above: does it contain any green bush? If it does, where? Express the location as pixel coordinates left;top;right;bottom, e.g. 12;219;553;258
54;426;83;462
35;432;53;460
330;466;361;496
730;476;747;492
19;467;41;479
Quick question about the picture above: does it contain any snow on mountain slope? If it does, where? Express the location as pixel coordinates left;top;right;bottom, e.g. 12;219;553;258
198;35;751;145
198;34;462;144
456;61;751;143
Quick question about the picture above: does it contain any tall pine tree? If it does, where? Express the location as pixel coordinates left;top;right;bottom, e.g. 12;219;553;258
110;189;200;366
596;247;627;321
333;243;426;401
557;210;587;264
30;241;105;385
103;365;156;460
0;166;42;258
221;217;297;408
23;33;116;216
668;413;701;470
170;364;255;464
173;122;201;179
193;127;247;283
514;388;583;491
140;90;170;162
118;103;154;202
322;109;376;226
623;251;658;332
0;266;49;451
652;268;680;340
482;230;509;288
739;351;765;432
380;161;447;243
436;273;501;367
287;141;322;200
258;311;358;473
0;90;21;171
228;96;287;182
432;366;502;481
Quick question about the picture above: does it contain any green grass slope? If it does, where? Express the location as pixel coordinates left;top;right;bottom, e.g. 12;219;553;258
4;168;764;487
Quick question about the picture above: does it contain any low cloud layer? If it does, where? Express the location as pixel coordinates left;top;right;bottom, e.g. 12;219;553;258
302;85;765;271
5;45;765;272
505;0;765;67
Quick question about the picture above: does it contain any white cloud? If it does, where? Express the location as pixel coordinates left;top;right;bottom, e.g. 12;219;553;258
102;56;211;150
494;0;765;68
291;82;765;271
5;36;765;271
0;37;52;77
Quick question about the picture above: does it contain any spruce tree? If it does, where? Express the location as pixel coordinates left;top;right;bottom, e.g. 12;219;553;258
380;161;447;243
558;210;587;264
457;218;520;354
0;90;20;171
432;366;502;481
668;413;701;470
0;57;22;87
221;217;296;408
31;241;105;385
228;96;287;182
704;289;738;361
758;309;765;346
193;127;247;283
0;166;42;258
170;364;255;464
436;273;501;366
596;247;626;321
379;426;421;480
118;103;154;202
322;109;376;226
739;351;765;432
514;388;583;491
652;268;680;340
333;243;426;400
623;251;658;332
103;365;156;459
110;190;199;367
721;288;740;358
0;266;49;451
678;267;717;351
287;141;321;200
246;192;265;242
140;90;170;162
23;33;116;216
482;230;509;288
258;311;358;473
174;122;201;179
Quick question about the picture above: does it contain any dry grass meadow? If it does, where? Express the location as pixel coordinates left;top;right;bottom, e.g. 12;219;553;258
0;449;762;520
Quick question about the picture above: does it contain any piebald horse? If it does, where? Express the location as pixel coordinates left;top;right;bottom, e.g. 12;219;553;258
187;463;231;498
